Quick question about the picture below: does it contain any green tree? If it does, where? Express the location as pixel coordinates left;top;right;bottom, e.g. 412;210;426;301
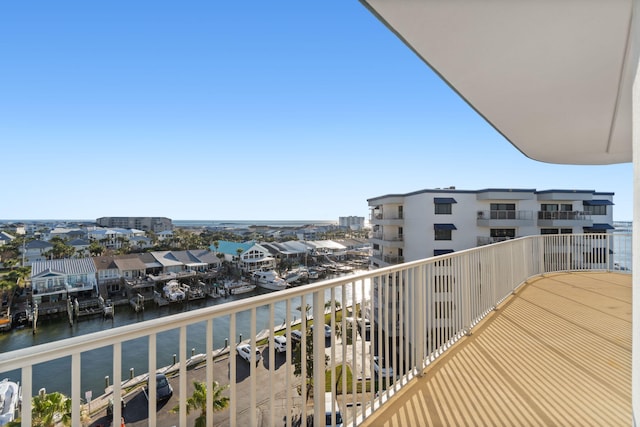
88;241;104;256
31;390;72;427
170;380;230;427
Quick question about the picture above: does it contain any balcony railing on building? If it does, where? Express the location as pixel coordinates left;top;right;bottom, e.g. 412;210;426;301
0;233;630;427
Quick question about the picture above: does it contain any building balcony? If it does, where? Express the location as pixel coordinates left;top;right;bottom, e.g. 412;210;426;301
0;234;631;426
361;270;631;426
537;211;593;227
477;235;518;246
476;210;534;227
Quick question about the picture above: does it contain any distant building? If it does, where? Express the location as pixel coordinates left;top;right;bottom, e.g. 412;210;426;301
96;217;173;233
368;187;615;268
339;216;365;230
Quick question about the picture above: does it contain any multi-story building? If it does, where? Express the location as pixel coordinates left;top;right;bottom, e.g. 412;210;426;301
95;217;173;233
368;187;615;268
339;216;366;230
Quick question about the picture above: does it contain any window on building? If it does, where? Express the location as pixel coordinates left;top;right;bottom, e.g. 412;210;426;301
434;249;454;256
490;203;516;219
561;203;573;211
584;205;607;215
435;203;452;214
490;229;515;238
541;228;559;234
434;197;457;215
398;206;404;219
434;224;456;241
435;229;453;240
561;228;573;234
541;204;558;212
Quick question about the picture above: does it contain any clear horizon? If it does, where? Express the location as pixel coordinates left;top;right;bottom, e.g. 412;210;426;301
0;1;632;221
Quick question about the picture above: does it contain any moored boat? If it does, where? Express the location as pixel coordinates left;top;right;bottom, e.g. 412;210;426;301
230;283;257;295
162;279;186;302
251;270;287;291
0;378;20;426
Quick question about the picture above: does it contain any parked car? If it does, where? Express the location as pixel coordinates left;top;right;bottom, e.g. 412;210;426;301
273;335;287;352
289;330;303;342
237;343;262;363
372;356;394;379
145;373;173;402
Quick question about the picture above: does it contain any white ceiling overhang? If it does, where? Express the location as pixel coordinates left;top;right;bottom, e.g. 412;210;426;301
360;0;636;165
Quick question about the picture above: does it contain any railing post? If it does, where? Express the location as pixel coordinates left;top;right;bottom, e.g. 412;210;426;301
415;264;425;375
313;289;325;425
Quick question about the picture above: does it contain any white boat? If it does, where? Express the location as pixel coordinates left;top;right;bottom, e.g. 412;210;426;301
230;283;257;295
284;268;308;284
252;270;288;291
162;280;186;302
0;378;20;426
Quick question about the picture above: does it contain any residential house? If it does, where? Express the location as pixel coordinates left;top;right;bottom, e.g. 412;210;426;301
21;240;53;266
0;231;15;247
68;238;91;258
211;240;276;273
31;258;98;308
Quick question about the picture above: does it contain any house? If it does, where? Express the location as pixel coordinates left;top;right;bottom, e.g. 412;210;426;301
68;238;91;258
31;258;98;308
21;240;53;266
0;231;15;246
87;228;145;249
211;240;276;273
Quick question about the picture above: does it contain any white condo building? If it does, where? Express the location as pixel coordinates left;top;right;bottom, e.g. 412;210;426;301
368;187;615;268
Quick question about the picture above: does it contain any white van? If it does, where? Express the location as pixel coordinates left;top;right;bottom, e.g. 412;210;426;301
324;392;344;427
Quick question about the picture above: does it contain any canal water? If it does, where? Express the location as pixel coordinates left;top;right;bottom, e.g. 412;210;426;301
0;274;370;399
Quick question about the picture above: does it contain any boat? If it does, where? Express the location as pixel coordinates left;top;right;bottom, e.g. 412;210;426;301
0;378;20;426
162;280;186;302
229;283;257;295
284;268;308;285
251;270;288;291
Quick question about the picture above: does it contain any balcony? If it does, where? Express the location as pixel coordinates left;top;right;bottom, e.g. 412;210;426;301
0;234;631;427
361;270;631;426
476;210;534;227
537;211;592;227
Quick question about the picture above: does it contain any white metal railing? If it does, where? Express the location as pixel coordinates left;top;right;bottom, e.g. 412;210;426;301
0;234;631;426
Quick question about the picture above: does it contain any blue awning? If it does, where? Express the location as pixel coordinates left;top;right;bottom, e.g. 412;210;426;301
434;249;454;256
434;223;457;230
583;200;614;206
585;223;615;230
434;197;457;204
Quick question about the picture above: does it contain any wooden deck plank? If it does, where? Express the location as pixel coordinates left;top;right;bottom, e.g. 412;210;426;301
361;272;632;427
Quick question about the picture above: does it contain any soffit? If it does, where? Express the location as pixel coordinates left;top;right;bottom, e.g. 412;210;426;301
361;0;635;164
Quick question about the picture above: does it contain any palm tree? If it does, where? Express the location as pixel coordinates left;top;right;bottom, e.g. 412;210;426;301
31;390;72;427
170;380;229;427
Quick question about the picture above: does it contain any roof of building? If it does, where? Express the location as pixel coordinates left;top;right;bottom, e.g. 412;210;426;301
113;255;147;271
32;258;97;276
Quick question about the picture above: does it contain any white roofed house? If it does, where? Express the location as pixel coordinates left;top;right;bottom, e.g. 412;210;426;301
21;240;53;266
87;228;145;250
0;231;15;247
30;258;98;317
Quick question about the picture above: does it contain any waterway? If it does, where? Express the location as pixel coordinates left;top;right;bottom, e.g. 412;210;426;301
0;274;370;398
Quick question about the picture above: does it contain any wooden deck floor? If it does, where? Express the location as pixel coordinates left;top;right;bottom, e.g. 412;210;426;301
361;272;632;427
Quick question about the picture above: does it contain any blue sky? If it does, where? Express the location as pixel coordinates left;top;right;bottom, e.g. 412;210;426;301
1;1;632;221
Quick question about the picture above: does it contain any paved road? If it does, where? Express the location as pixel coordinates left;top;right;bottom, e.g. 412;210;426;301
89;344;305;427
89;324;373;427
